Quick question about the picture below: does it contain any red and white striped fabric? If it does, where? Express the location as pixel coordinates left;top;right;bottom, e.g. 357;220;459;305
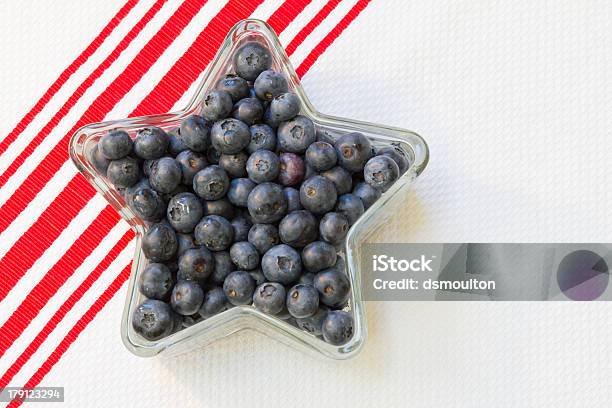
2;1;612;406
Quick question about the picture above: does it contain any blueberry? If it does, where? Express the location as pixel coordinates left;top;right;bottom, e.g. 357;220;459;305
296;306;328;336
199;286;229;318
298;272;315;285
219;151;248;178
352;182;381;209
126;182;165;222
254;70;288;101
134;127;169;159
322;165;352;195
233;42;272;81
246;149;280;183
253;282;286;315
167;127;189;156
304;163;317;179
334;132;373;172
107;156;140;188
302;241;337;273
211;118;251;154
201;90;233;121
149;157;182;193
299;175;337;214
202;197;235;219
322;310;353;345
175;150;207;186
192;165;229;200
206;145;221;164
99;129;132;159
283;187;302;212
231;98;263;125
249;268;266;286
364;155;400;191
89;144;111;174
142;222;178;262
335;193;365;225
261;244;302;285
228;241;258;270
231;216;252;242
269;92;301;124
314;268;350;308
159;183;189;204
138;263;174;300
248;223;280;254
305;141;337;172
178;247;214;281
286;284;319;318
223;270;256;305
211;251;235;284
277;115;315;154
132;299;175;340
216;73;250;101
178;115;208;152
278;210;318;248
227;178;256;207
171;280;204;315
318;212;349;245
176;233;196;257
278;152;305;186
377;145;409;174
247;182;288;223
166;192;203;233
247;124;277;153
194;215;234;251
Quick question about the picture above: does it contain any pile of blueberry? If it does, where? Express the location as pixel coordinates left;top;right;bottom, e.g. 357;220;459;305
88;41;408;347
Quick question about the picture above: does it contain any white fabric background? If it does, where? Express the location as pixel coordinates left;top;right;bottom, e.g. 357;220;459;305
1;0;612;406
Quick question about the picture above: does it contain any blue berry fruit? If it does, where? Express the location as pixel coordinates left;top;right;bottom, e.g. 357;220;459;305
142;222;177;262
296;306;328;336
138;263;174;301
318;212;349;245
302;241;337;273
322;165;352;195
201;90;233;121
248;223;280;254
231;215;252;242
334;132;373;172
166;192;203;233
277;115;315;154
246;149;280;183
254;70;288;101
99;129;132;160
132;299;175;340
107;156;140;188
179;115;211;152
178;247;214;281
335;193;365;225
283;187;302;212
247;124;276;153
199;286;229;318
202;197;235;219
377;145;409;174
314;268;350;308
261;244;302;285
219;151;248;178
363;155;400;192
278;210;318;248
149;157;182;194
247;182;287;223
211;250;235;284
134;127;169;160
299;175;337;214
230;241;260;270
223;270;256;306
194;215;234;251
217;74;250;102
231;97;263;125
192;165;229;200
286;284;319;318
278;153;305;186
211;118;251;154
322;310;353;345
253;282;286;315
175;150;207;186
227;177;256;207
267;92;300;125
233;42;272;81
305;141;337;172
352;181;381;209
171;280;204;316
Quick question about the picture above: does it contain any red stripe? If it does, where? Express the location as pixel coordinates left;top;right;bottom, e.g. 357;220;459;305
0;0;138;156
285;0;342;56
0;231;133;390
296;0;371;77
7;264;132;408
0;205;119;359
0;0;165;182
0;0;201;197
266;0;311;33
7;0;372;400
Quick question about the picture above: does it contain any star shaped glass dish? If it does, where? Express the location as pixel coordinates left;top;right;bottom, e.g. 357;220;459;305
69;19;429;360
